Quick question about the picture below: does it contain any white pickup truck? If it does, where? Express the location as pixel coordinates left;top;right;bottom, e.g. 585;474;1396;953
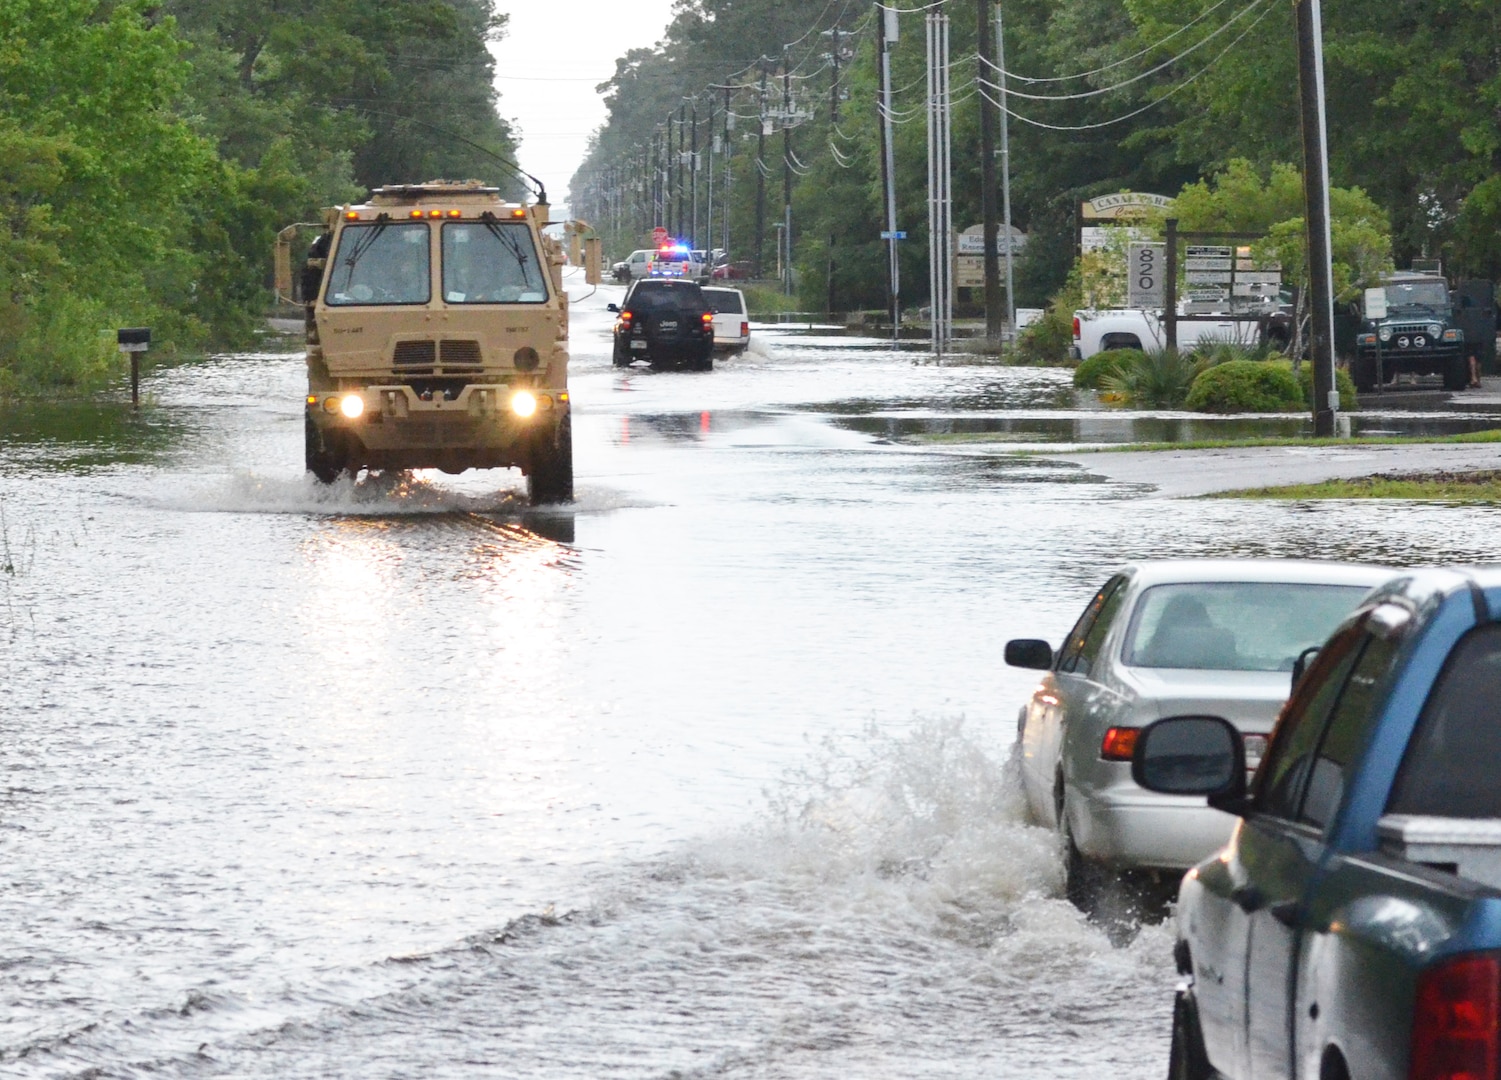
1071;308;1263;359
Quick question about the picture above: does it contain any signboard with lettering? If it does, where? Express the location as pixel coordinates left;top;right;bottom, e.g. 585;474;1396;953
1127;242;1165;308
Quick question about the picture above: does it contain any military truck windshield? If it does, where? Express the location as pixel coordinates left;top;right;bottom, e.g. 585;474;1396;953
1384;280;1449;310
325;223;430;306
442;222;548;304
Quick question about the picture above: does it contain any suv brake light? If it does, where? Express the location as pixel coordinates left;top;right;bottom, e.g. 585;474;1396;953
1101;727;1139;761
1412;952;1500;1080
1072;316;1081;340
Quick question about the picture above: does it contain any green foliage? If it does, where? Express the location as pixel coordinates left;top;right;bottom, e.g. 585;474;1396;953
1100;348;1207;409
1014;271;1084;365
1296;364;1359;413
1074;348;1141;389
1187;336;1281;367
739;283;800;316
1185;361;1305;413
0;0;521;396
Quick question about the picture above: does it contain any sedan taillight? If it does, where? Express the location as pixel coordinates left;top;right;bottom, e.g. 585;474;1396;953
1411;952;1500;1080
1101;727;1139;761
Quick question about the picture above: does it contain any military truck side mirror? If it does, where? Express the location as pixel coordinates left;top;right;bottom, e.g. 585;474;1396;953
1004;639;1053;670
606;303;620;313
1131;716;1246;807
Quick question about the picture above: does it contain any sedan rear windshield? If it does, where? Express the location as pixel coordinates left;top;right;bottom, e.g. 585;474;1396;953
325;222;430;306
702;289;745;314
1123;582;1371;672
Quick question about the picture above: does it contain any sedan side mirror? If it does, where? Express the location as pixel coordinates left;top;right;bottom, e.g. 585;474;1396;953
1004;639;1053;670
1291;646;1320;690
1131;715;1247;810
606;303;620;313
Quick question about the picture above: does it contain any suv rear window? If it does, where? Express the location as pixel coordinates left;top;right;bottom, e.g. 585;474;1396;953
702;289;744;315
1388;623;1501;817
628;282;707;312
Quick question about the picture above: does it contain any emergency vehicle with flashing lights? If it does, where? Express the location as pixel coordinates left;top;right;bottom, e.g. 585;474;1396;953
275;180;599;503
646;243;702;281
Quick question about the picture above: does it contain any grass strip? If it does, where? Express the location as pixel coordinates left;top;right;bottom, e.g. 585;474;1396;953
1213;470;1501;502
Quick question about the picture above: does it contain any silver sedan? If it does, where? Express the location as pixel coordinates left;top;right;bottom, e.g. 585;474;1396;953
1005;559;1393;917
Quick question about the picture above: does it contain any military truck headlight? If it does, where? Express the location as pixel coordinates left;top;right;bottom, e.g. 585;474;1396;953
1428;323;1442;338
1379;326;1392;342
340;394;364;419
511;390;537;418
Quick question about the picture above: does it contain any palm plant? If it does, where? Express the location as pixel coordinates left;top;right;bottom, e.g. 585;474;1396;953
1100;348;1208;408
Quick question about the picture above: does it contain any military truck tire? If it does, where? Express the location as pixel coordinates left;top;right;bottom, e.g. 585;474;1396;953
1443;354;1469;391
527;413;574;505
305;414;344;484
1353;356;1377;393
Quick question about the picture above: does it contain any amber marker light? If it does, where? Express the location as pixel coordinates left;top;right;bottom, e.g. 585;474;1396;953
428;209;442;218
510;390;537;418
306;395;318;405
446;209;461;218
510;208;526;219
409;210;423;219
1100;727;1140;761
344;211;359;221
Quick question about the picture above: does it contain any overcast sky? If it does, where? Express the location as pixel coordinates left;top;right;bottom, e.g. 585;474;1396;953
488;0;679;212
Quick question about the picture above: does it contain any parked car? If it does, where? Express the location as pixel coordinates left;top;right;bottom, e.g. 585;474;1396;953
608;279;715;370
1005;559;1391;916
1070;308;1263;360
1133;566;1501;1080
614;249;653;282
702;286;750;353
712;261;750;281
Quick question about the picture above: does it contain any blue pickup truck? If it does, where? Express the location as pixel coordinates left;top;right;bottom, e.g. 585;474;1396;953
1132;567;1501;1080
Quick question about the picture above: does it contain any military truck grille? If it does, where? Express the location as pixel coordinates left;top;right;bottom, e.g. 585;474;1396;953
439;340;483;369
393;340;437;370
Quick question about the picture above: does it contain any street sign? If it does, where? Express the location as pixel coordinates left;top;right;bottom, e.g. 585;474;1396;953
652;226;669;245
1185;257;1232;271
1364;287;1388;320
1186;271;1234;285
1186;245;1233;258
1187;288;1228;302
955;256;984;289
880;230;907;240
1127;241;1165;308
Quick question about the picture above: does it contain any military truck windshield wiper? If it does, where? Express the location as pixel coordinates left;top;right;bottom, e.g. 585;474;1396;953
479;213;532;275
341;215;391;271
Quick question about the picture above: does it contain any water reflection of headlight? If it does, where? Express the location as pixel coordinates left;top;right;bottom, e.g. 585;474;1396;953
511;390;537;418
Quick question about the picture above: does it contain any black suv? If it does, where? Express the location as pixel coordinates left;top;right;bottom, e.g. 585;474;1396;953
609;280;715;370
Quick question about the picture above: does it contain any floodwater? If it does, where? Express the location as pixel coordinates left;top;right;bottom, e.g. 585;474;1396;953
4;283;1500;1078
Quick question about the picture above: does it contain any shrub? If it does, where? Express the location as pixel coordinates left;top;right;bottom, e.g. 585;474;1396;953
1074;348;1142;389
1013;305;1073;365
1187;336;1280;367
1185;360;1305;413
1295;363;1359;412
1100;348;1207;408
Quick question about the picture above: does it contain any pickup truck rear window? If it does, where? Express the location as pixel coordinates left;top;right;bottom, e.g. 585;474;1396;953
1388;624;1501;817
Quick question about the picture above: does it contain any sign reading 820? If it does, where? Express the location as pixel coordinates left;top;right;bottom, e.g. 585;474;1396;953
1128;241;1165;309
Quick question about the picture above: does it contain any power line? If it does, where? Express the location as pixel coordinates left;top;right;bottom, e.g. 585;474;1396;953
976;0;1273;102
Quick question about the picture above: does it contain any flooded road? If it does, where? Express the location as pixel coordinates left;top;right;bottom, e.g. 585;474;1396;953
4;283;1500;1078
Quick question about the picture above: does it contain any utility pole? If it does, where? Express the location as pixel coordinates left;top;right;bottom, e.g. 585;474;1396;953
977;0;1002;342
676;104;686;240
825;25;843;123
1296;0;1338;436
691;103;700;249
996;2;1015;334
755;63;768;278
723;86;733;259
877;4;901;347
782;49;794;296
706;98;715;258
926;10;952;357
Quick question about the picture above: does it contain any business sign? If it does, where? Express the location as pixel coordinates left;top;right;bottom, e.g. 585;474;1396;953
1127;242;1165;308
957;223;1027;255
1082;192;1174;220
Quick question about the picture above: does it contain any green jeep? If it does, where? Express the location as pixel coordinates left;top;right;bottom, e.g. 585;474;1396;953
1353;272;1467;391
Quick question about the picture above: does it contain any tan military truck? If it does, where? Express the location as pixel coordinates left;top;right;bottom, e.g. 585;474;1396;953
276;180;599;503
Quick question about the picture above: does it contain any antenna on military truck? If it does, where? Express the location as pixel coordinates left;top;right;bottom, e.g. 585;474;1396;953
339;107;547;204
